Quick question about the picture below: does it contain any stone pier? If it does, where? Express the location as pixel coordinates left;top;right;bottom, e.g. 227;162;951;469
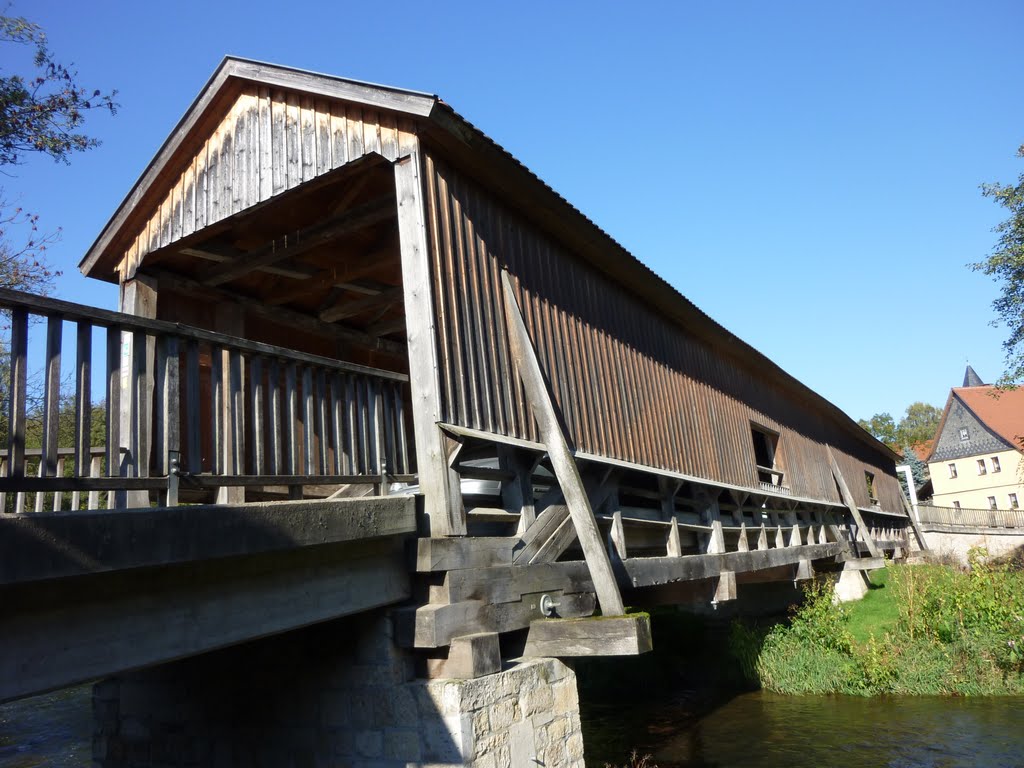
93;610;585;767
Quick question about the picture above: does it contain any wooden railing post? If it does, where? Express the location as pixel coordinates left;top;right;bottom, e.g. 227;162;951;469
119;276;157;508
6;308;27;508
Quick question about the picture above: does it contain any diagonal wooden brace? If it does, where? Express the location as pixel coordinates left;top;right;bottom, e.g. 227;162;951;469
501;270;625;616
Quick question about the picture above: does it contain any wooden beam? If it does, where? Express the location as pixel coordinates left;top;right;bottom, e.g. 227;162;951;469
201;196;395;287
182;246;322;280
415;537;518;572
501;269;624;617
429;632;501;679
440;561;594;605
118;275;157;509
394;150;464;536
319;286;403;323
497;445;538;535
523;615;652;657
265;248;397;306
622;542;844;588
149;269;405;357
897;484;930;552
395;591;597;649
514;469;614;565
827;446;880;559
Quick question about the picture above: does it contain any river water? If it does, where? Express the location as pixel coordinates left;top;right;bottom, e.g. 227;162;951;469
4;685;1024;767
582;690;1024;768
0;687;91;767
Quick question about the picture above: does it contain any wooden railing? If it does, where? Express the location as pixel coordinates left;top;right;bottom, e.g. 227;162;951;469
917;503;1024;530
0;287;413;512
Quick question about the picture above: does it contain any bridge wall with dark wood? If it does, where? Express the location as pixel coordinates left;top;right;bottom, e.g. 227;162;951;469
421;149;903;513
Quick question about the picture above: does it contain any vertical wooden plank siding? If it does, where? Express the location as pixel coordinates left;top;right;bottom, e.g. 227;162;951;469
118;86;414;278
422;151;903;511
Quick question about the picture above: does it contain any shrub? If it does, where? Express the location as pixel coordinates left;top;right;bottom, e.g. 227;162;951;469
758;556;1024;696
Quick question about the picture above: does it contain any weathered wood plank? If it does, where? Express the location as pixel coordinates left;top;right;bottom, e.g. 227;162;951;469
118;277;157;507
827;446;880;559
523;615;652;657
40;316;62;478
622;542;843;588
442;561;592;605
428;632;501;680
396;591;597;649
394;148;463;536
415;536;518;572
7;308;28;489
74;322;92;477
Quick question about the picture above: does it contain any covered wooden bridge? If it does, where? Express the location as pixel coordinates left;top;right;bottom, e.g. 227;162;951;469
1;58;916;695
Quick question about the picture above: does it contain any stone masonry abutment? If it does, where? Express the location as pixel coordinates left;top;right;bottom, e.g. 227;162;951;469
93;610;585;767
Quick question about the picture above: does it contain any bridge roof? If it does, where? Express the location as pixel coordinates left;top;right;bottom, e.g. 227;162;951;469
80;57;898;464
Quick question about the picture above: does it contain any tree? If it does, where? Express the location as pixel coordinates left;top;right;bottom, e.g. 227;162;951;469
899;445;928;497
973;145;1024;384
0;12;117;295
857;412;899;448
899;401;943;448
0;15;117;168
858;401;942;453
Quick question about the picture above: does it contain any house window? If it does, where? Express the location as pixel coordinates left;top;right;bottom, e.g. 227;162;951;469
948;463;958;479
953;501;961;509
992;456;1001;473
977;459;987;476
959;427;969;441
988;496;998;510
1010;493;1019;510
751;425;784;486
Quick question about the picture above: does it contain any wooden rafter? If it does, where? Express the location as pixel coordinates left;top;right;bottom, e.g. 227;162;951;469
181;246;323;280
200;196;395;287
319;286;403;323
266;245;398;306
149;269;405;356
367;315;408;338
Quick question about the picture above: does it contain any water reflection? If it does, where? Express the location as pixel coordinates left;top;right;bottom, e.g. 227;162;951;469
0;686;90;768
585;692;1024;768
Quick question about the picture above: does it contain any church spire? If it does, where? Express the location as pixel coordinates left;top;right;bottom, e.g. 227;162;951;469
962;364;985;387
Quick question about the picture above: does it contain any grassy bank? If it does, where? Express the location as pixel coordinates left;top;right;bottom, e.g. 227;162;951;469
735;549;1024;696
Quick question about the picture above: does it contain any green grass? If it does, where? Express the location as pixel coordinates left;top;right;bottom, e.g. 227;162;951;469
743;555;1024;696
846;568;899;645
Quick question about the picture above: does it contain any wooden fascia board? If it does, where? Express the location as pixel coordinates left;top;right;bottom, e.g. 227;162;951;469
422;104;900;467
79;56;437;282
222;58;437;117
80;61;240;281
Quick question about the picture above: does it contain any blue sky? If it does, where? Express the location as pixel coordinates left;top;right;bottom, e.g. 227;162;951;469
5;0;1023;423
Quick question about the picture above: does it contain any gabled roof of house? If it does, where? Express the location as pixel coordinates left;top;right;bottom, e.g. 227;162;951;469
927;385;1024;461
955;386;1024;450
79;56;902;465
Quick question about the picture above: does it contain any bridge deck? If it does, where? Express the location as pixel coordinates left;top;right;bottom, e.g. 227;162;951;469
0;496;415;702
